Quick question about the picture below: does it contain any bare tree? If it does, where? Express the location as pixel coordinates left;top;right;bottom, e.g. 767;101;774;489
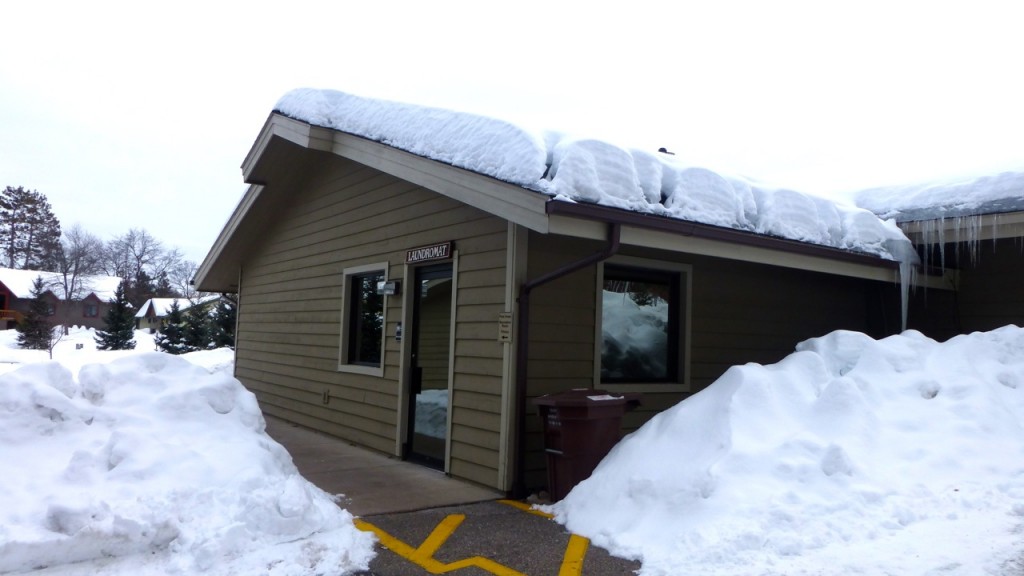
169;259;205;300
100;228;185;306
52;224;106;333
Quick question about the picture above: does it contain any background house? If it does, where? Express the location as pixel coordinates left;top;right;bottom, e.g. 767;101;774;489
134;296;219;332
0;268;122;330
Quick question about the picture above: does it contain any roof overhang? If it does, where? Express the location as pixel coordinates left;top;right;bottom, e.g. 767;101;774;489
197;112;918;291
545;201;908;285
196;113;550;292
899;210;1024;244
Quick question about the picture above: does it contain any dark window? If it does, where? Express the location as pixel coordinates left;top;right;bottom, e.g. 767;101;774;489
601;265;680;383
347;271;385;366
83;303;98;318
45;302;56;316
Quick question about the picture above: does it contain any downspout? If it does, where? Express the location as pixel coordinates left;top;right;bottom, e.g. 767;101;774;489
511;223;621;497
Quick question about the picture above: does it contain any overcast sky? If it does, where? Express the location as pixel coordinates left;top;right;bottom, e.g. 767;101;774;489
2;1;1021;263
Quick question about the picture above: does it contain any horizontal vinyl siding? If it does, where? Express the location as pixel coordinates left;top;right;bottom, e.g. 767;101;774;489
952;238;1024;333
519;238;885;492
450;228;507;487
687;253;875;391
522;234;600;489
236;154;509;480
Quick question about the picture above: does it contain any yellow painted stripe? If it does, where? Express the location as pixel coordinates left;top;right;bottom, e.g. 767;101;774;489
558;534;590;576
498;499;554;519
414;514;465;559
354;516;527;576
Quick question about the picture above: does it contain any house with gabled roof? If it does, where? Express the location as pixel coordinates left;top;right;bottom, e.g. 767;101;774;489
134;296;220;333
0;268;123;330
196;89;982;495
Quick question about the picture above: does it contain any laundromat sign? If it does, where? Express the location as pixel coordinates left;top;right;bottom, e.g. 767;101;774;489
406;241;453;263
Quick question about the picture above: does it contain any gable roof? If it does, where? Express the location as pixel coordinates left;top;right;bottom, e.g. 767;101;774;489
135;296;218;319
0;268;122;301
198;90;925;292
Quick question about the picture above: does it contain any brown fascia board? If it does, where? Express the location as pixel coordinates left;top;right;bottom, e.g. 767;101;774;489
546;200;900;270
899;210;1024;244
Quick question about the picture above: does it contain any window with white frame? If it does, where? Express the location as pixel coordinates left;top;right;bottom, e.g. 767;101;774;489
600;261;687;384
339;263;388;375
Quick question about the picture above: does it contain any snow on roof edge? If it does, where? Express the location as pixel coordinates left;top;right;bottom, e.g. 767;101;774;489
273;88;916;263
0;268;122;301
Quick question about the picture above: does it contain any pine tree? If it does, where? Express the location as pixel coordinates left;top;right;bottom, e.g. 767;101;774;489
183;303;209;351
0;186;62;270
154;300;188;354
16;276;54;350
94;281;136;351
209;296;236;348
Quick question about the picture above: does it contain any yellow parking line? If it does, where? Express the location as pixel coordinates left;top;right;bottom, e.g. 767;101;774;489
497;500;590;575
498;498;553;519
354;515;526;576
414;514;464;560
559;535;589;576
355;502;591;575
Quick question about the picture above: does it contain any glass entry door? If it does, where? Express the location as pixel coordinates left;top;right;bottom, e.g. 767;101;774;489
406;263;453;469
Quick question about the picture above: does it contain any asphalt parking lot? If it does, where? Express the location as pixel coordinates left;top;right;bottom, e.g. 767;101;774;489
351;500;641;575
266;417;641;575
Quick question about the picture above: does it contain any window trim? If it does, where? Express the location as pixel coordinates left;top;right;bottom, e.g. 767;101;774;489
595;256;692;392
338;262;389;377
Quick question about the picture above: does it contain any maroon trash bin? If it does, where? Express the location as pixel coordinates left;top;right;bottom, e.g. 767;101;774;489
533;388;640;501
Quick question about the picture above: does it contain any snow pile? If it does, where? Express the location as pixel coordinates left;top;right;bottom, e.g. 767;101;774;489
551;327;1024;575
0;329;374;575
275;88;912;261
856;170;1024;221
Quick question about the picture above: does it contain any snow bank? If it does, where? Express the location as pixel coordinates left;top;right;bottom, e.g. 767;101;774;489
0;328;373;575
551;327;1024;575
274;88;913;262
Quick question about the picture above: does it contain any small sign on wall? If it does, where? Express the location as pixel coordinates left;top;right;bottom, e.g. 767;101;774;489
406;241;453;263
498;312;513;343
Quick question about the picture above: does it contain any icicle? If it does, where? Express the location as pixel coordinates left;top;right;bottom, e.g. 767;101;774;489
883;236;921;333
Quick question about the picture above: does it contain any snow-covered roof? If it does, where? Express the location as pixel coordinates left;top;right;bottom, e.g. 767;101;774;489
0;268;122;301
855;170;1024;222
274;88;914;262
135;296;217;318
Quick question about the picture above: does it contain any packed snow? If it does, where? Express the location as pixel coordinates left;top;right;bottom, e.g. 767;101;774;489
551;326;1024;575
274;88;914;263
0;327;374;575
6;323;1024;574
856;170;1024;222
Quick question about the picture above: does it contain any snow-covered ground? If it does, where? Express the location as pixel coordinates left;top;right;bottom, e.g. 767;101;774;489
7;324;1024;575
551;327;1024;575
0;327;374;575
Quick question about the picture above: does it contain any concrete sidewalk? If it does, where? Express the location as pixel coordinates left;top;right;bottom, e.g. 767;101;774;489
264;415;502;516
264;416;642;575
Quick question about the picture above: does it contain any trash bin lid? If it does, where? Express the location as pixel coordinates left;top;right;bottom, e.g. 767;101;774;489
533;388;641;408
